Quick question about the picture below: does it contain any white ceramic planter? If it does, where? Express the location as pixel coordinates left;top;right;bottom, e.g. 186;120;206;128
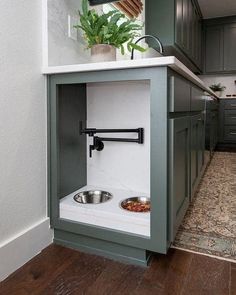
91;44;116;63
214;90;222;97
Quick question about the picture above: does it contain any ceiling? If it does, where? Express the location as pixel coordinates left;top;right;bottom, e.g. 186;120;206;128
198;0;236;19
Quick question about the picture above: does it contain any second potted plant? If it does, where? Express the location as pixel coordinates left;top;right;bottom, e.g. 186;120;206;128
209;83;226;97
74;0;145;62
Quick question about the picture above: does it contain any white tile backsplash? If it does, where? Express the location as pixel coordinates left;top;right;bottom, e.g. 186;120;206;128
199;74;236;97
86;80;150;193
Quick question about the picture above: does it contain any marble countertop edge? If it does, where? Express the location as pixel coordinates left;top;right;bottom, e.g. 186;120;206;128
42;56;219;99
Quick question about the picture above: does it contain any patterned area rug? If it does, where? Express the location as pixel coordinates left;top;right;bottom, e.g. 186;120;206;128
173;152;236;261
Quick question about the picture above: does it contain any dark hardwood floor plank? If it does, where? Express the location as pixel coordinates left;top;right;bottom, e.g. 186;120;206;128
160;249;193;294
0;244;80;295
134;249;193;295
182;253;230;295
231;265;236;295
86;260;145;295
0;245;234;295
37;252;109;295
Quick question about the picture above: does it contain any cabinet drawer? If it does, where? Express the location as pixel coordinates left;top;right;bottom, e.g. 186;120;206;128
191;86;205;111
169;76;191;112
224;110;236;125
223;100;236;110
224;126;236;142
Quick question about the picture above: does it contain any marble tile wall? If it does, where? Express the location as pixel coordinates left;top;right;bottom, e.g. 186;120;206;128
48;0;90;66
199;74;236;98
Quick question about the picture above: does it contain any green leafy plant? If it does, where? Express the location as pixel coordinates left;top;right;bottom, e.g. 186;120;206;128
74;0;145;55
209;83;226;92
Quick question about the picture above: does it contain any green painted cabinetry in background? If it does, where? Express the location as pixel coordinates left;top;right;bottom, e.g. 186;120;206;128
224;23;236;72
146;0;202;73
168;72;205;242
204;17;236;74
204;26;224;73
169;116;190;241
219;99;236;145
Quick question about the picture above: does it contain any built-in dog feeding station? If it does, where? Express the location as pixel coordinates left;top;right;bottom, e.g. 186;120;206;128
48;67;169;266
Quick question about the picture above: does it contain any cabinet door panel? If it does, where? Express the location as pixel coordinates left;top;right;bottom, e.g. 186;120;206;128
224;24;236;71
197;113;205;176
188;0;193;58
182;0;189;53
197;18;202;68
175;0;183;49
212;111;218;151
169;117;190;241
205;26;224;73
190;113;205;198
169;76;191;112
191;86;205;111
224;126;236;142
190;115;198;197
58;85;87;199
192;6;198;63
223;99;236;110
224;110;236;125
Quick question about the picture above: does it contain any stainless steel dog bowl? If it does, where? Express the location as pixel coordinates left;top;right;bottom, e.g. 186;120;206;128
120;197;150;213
73;190;113;204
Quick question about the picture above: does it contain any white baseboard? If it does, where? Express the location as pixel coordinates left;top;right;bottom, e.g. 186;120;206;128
0;218;53;282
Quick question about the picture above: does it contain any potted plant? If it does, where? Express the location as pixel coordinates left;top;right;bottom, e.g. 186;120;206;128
74;0;145;62
209;83;226;97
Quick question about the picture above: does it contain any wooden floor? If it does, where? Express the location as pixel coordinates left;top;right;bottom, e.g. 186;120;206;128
0;244;235;295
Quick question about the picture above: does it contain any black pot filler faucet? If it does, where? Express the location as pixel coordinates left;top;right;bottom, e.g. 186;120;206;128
79;122;144;158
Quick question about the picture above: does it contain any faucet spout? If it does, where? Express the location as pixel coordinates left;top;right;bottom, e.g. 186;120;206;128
131;35;164;60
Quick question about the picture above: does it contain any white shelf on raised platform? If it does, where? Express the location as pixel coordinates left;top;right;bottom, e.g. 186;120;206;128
60;185;150;237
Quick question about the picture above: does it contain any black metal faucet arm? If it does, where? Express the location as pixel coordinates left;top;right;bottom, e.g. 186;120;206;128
131;34;164;60
79;122;144;158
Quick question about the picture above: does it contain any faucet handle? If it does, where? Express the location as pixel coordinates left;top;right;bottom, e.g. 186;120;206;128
89;137;104;158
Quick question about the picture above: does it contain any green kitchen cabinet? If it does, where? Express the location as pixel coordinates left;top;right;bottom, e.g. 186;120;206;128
219;99;236;145
48;67;172;267
223;23;236;71
169;75;191;112
190;113;205;199
168;73;206;236
204;17;236;73
146;0;203;73
47;66;209;266
190;85;205;198
205;100;219;156
189;0;202;68
175;0;189;54
204;26;224;73
169;116;190;241
197;113;205;176
190;84;205;198
190;114;198;198
191;85;205;111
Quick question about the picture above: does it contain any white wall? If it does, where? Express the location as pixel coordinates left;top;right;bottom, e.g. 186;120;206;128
47;0;90;66
87;81;150;193
200;74;236;97
0;0;52;281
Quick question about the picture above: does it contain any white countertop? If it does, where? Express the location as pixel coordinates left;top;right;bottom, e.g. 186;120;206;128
43;56;218;99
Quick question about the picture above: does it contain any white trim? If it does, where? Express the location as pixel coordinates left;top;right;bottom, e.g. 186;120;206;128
171;245;236;264
42;0;48;68
0;218;53;282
